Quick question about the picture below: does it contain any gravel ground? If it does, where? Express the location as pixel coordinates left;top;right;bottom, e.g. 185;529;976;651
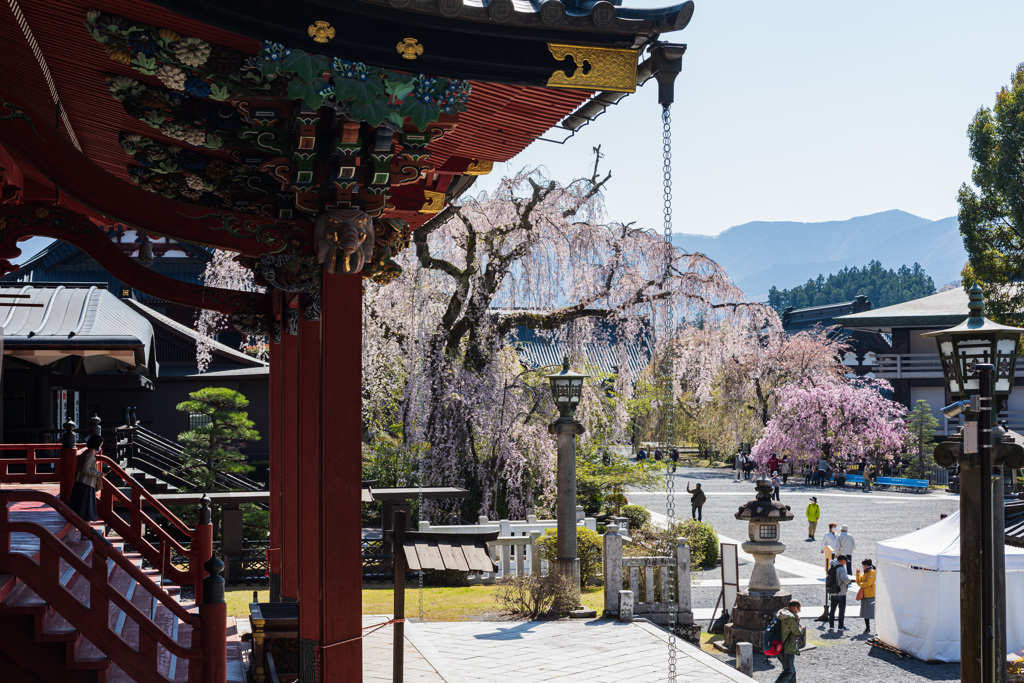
627;465;963;682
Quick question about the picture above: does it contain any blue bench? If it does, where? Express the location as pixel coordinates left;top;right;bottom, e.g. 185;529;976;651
844;474;865;484
875;476;929;491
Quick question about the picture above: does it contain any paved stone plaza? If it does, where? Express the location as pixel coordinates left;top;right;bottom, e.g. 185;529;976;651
630;465;963;682
363;615;754;682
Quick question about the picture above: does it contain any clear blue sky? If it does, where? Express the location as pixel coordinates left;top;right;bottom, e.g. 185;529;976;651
478;0;1024;236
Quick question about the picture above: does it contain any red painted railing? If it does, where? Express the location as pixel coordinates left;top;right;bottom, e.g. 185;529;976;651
0;490;204;682
96;455;199;588
0;443;65;484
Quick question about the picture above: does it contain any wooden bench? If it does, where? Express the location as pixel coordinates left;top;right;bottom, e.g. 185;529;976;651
875;476;929;492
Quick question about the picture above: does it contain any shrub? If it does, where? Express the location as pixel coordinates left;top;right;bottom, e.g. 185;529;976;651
620;504;652;531
628;519;720;568
494;573;577;619
535;526;603;584
423;569;469;587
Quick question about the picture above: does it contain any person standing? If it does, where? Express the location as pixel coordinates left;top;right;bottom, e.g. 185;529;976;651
837;525;856;568
669;447;679;473
637;448;647;462
734;451;743;482
687;482;706;521
771;472;781;501
862;461;873;493
67;434;105;543
827;556;850;632
653;448;663;461
774;600;805;683
817;458;832;487
806;496;820;540
743;454;754;480
820;523;838;569
780;457;791;484
855;558;876;634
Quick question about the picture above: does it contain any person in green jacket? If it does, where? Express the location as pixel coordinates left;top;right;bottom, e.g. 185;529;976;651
775;599;804;683
806;496;820;541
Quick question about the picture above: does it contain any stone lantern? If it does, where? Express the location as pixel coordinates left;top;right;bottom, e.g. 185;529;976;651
724;477;795;652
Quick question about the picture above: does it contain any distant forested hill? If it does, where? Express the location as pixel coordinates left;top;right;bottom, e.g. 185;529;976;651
767;261;935;313
671;210;965;300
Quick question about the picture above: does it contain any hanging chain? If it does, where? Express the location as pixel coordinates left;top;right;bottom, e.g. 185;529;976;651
411;260;427;622
661;102;678;683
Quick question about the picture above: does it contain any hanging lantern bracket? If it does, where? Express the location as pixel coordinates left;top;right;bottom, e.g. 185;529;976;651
650;42;687;107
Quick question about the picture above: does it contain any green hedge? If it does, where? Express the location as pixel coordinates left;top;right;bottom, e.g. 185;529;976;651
535;526;603;584
620;504;652;531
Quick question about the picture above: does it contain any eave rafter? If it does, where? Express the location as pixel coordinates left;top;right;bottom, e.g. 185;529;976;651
0;92;306;258
0;202;269;316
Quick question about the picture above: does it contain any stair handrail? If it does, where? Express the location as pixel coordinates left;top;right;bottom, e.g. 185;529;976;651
129;426;265;492
97;455;195;586
0;490;200;683
98;455;191;535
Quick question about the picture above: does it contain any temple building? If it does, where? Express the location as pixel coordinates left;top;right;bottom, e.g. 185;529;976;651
0;1;694;680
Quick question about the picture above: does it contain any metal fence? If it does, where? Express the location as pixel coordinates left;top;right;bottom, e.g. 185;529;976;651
361;537;392;583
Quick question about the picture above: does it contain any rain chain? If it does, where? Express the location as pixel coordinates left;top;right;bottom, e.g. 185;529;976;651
661;102;678;682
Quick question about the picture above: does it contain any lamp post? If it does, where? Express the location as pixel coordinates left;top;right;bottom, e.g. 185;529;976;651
546;356;588;601
925;284;1024;683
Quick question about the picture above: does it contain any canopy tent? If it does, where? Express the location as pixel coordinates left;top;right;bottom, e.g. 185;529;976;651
875;511;1024;661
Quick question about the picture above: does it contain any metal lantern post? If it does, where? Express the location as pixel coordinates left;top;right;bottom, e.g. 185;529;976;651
546;357;588;600
924;284;1024;683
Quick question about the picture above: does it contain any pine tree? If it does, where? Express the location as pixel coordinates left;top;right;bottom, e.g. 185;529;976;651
904;399;940;479
176;387;260;491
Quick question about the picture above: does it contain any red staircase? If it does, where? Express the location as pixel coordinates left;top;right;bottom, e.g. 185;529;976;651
0;438;226;683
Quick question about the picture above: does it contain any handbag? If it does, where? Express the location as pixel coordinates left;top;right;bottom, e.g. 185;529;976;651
855;587;864;601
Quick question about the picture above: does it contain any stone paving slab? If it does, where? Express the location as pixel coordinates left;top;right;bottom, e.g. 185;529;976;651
363;615;444;682
398;618;755;682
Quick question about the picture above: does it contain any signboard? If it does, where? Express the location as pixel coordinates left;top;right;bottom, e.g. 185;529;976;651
721;542;739;613
58;389;67;428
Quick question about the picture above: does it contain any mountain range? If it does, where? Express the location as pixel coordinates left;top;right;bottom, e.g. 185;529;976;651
671;210;966;302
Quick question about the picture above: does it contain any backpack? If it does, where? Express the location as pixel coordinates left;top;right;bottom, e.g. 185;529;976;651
825;564;840;594
762;612;783;656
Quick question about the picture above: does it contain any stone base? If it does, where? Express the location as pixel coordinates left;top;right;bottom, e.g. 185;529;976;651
723;590;792;652
677;622;701;645
570;609;597;619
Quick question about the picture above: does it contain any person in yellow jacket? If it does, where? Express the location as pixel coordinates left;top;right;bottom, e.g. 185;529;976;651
806;496;820;540
855;558;876;634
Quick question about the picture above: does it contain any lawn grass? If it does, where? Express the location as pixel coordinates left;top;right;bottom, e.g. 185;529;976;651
362;584;605;620
225;584;605;620
226;586;269;617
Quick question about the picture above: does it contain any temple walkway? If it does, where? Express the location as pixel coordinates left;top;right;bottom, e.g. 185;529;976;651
362;615;754;682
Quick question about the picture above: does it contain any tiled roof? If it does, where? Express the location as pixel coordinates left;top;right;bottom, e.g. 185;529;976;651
0;284;155;371
836;288;971;331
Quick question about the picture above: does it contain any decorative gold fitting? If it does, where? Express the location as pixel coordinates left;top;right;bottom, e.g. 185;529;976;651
465;159;493;176
420;190;445;214
307;21;335;44
546;43;638;93
396;38;424;60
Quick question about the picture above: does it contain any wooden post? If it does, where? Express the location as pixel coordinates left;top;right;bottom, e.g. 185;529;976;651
59;420;76;502
192;496;213;605
298;313;323;681
268;331;283;601
281;328;300;600
319;273;363;681
393;510;407;683
200;550;228;683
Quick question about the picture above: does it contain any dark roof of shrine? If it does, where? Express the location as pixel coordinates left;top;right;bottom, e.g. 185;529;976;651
0;284;155;371
781;296;873;333
836;288;971;332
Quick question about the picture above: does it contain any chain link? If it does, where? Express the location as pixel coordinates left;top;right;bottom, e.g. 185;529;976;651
411;260;427;622
661;103;678;682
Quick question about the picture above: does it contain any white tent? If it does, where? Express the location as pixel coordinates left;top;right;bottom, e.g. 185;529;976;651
875;511;1024;661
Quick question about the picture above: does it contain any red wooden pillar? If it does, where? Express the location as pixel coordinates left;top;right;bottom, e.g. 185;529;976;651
281;326;300;600
267;336;283;600
297;312;323;670
319;274;363;681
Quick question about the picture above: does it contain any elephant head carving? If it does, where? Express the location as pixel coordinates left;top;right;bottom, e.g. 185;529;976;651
314;208;374;275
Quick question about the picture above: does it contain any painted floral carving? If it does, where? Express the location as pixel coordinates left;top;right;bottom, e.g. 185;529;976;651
120;133;276;213
85;10;470;130
174;37;211;67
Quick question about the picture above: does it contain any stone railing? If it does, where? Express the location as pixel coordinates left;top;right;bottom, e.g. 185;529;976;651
415;508;600;584
603;524;694;630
